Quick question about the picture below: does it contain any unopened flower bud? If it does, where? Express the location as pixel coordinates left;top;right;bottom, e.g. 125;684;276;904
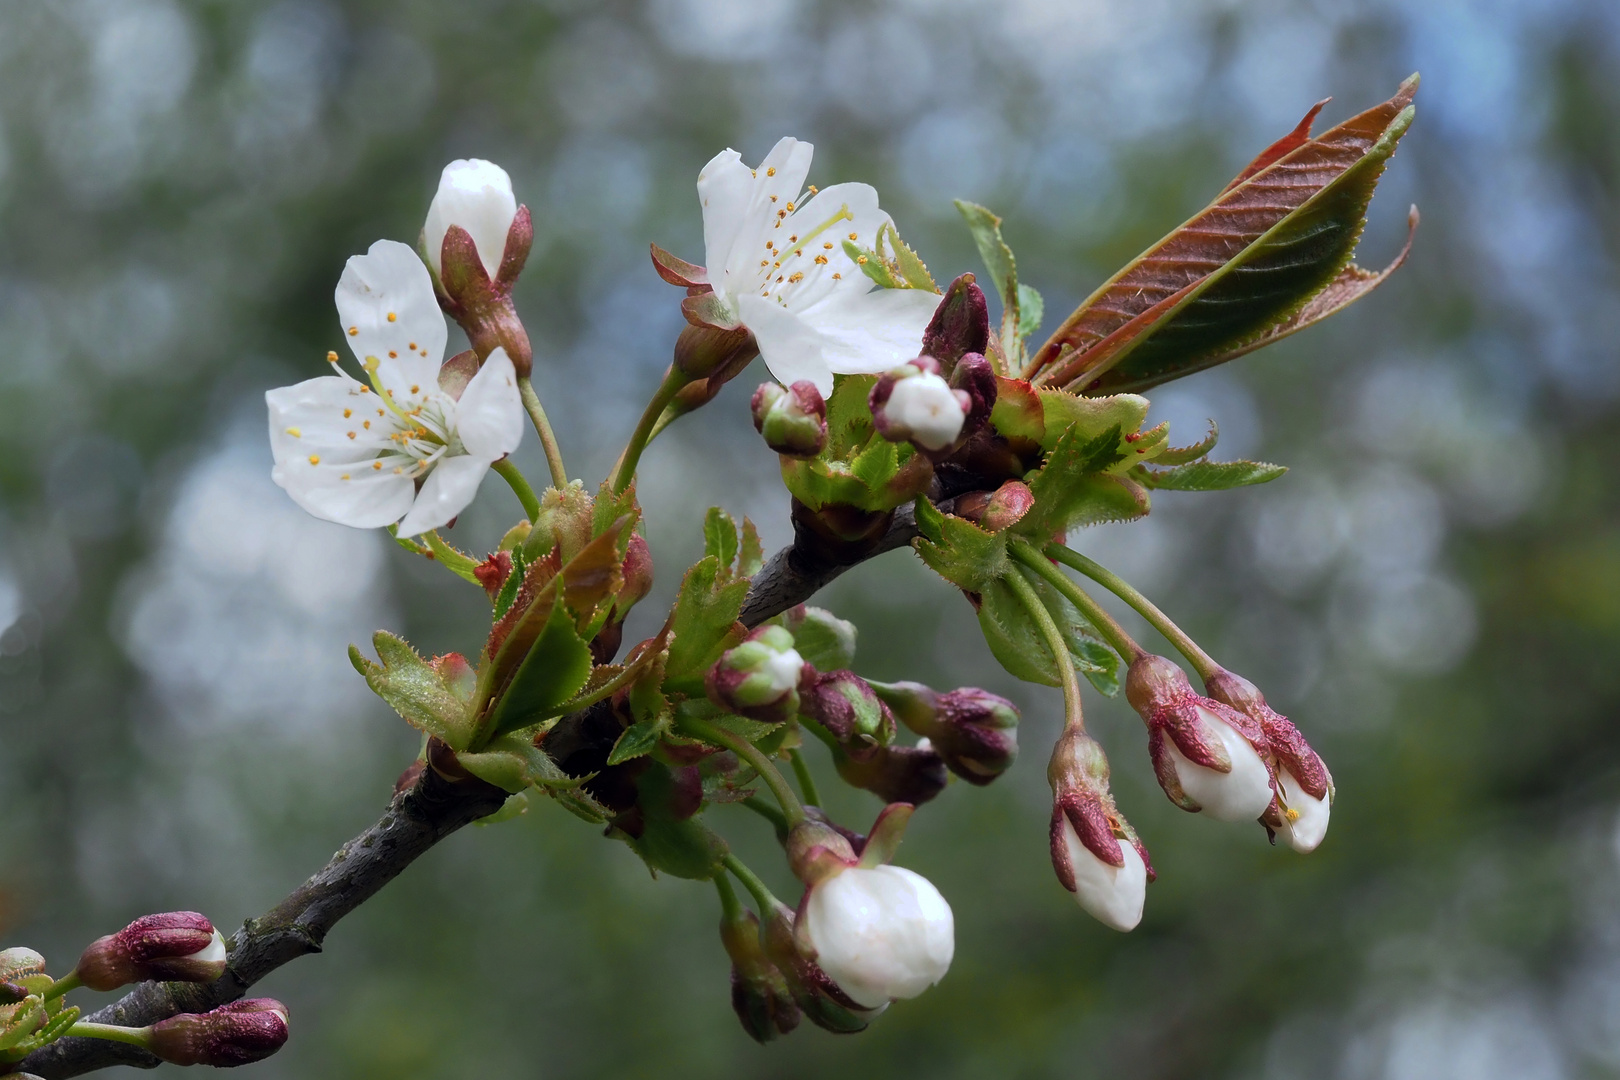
719;907;800;1042
834;743;948;806
424;159;518;280
149;998;288;1067
75;913;227;992
0;949;45;985
1127;655;1274;822
615;533;655;615
873;682;1019;785
759;903;879;1033
921;274;990;375
1047;727;1152;931
751;381;827;458
1205;668;1334;852
953;480;1034;534
869;357;970;452
778;604;858;671
801;671;894;753
801;864;954;1009
948;351;998;443
705;625;810;724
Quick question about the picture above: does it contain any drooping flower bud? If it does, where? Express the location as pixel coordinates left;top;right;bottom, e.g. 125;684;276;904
921;274;990;376
719;907;800;1043
1205;668;1334;852
751;381;827;458
705;625;810;724
872;682;1019;785
74;912;227;992
424;159;518;280
801;671;894;754
834;743;948;806
948;351;998;443
148;998;289;1067
1126;655;1275;822
758;902;880;1034
1047;726;1152;931
869;357;971;453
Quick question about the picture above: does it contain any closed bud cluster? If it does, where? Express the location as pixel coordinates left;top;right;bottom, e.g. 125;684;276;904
149;998;289;1067
1126;655;1275;822
75;912;227;992
1047;727;1152;931
873;681;1019;785
719;907;800;1042
869;356;970;453
705;625;810;724
423;159;535;375
751;381;828;458
1205;668;1334;852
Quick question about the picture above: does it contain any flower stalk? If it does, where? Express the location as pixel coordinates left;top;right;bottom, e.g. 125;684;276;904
680;716;805;828
491;458;540;521
1008;540;1145;665
1001;564;1087;734
517;376;568;490
1047;543;1217;678
610;366;692;495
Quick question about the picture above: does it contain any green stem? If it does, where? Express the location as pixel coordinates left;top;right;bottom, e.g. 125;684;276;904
714;870;744;922
42;970;81;1001
1001;563;1088;734
491;458;541;522
609;366;690;495
739;795;789;835
788;748;822;807
1046;542;1216;677
65;1021;153;1049
679;716;805;827
1009;540;1145;664
517;376;568;489
723;853;781;914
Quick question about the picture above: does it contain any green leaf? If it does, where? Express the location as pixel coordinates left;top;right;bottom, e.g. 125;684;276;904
1153;420;1220;466
824;374;879;456
1136;459;1287;490
849;437;901;493
1068;632;1122;697
739;517;765;578
975;567;1121;690
484;587;595;740
664;557;750;691
422;531;483;585
703;506;740;572
1018;423;1149;538
1038;390;1150;454
608;716;666;765
1016;283;1044;341
914;511;1009;592
1033;76;1419;395
350;632;476;750
954;199;1021;367
913;494;946;544
473;791;531;826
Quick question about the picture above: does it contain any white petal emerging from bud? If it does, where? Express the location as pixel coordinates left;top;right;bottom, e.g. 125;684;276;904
1057;817;1146;932
424;159;518;278
188;929;227;969
1276;768;1331;853
803;865;954;1009
885;372;965;450
1165;706;1274;822
760;645;806;697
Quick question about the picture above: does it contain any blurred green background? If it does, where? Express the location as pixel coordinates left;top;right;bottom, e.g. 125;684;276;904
3;0;1619;1077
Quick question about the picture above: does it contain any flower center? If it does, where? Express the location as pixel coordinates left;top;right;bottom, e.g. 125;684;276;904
750;203;857;309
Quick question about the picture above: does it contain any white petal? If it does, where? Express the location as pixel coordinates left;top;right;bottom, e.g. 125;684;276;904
1277;768;1331;853
335;239;446;390
735;295;838;394
803;865;954;1010
424;159;517;278
1060;816;1146;932
698;148;756;301
718;138;815;301
760;646;805;697
1167;707;1275;823
274;455;415;529
267;377;396;465
185;931;228;967
454;348;524;460
799;287;940;374
395;454;489;538
885;372;965;450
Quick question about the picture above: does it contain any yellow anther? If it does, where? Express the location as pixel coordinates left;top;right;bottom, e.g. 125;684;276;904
765;240;774;249
347;431;356;439
285;427;302;437
1285;807;1302;824
308;454;320;465
769;194;778;203
848;232;858;240
807;184;818;194
386;312;397;322
388;350;398;358
759;259;768;267
823;242;833;249
348;326;359;336
766;166;776;176
343;408;352;418
857;255;868;264
410;385;420;394
785;203;795;212
814;254;828;264
326;350;339;362
408;342;417;350
832;272;842;279
788;272;804;283
788;234;798;242
372;461;382;470
363;420;371;429
341;473;350;480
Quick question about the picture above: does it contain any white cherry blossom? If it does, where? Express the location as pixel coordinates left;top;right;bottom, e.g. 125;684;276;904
267;240;522;539
884;371;966;450
423;159;518;278
698;137;940;395
1056;817;1147;932
1164;705;1275;822
802;864;954;1009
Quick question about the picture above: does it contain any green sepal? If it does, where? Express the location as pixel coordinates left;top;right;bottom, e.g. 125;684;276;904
497;519;532;552
617;763;730;880
609;715;667;766
1153;420;1220;466
422;531;483;585
350;632;476;750
704;506;741;570
473;792;531;826
913;505;1009;592
1134;459;1288;491
491;548;530;620
1017;423;1150;538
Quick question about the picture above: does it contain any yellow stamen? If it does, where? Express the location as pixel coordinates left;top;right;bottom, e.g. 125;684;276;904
308;454;320;465
386;312;397;322
766;166;776;176
285;427;301;437
770;204;853;267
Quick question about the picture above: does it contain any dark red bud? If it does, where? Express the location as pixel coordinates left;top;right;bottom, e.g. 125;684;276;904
76;912;226;992
149;998;289;1068
922;273;991;375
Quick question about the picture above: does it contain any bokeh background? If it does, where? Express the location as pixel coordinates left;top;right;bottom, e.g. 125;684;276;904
2;0;1618;1076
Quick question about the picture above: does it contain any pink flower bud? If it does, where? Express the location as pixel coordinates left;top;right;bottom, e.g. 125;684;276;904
801;671;895;754
834;743;948;806
948;351;998;443
921;274;990;375
1047;727;1152;931
149;998;288;1067
1127;656;1275;822
705;625;810;724
75;913;227;992
869;357;971;452
872;681;1019;785
751;381;828;458
1205;668;1334;852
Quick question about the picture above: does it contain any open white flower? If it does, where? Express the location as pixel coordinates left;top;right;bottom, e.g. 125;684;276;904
698;137;940;395
1163;705;1275;823
802;864;954;1009
266;239;523;539
423;159;518;278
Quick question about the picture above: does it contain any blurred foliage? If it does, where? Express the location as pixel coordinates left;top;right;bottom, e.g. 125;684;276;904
2;1;1620;1078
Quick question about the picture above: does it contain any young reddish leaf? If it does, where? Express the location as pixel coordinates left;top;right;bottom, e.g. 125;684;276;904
1031;75;1418;393
650;242;709;288
1221;98;1330;194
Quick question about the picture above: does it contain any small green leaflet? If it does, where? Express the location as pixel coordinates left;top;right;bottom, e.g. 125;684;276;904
1134;459;1287;490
